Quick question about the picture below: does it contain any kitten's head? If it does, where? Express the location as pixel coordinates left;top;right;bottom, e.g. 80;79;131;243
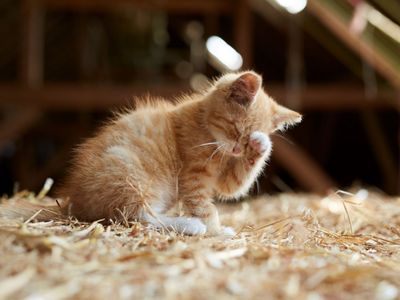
205;71;302;157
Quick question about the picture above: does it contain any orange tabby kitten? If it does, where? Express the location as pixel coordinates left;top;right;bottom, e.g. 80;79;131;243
1;71;301;236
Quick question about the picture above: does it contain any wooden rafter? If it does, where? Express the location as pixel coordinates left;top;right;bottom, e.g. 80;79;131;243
368;0;400;27
21;0;44;87
0;83;397;111
307;0;400;89
234;0;253;68
42;0;233;13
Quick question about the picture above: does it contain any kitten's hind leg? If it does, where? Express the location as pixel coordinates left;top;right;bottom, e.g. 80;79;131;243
142;213;206;235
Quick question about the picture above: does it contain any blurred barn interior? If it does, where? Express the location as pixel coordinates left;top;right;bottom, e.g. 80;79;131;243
0;0;399;196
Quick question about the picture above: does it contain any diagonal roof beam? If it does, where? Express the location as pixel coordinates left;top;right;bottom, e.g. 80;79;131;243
307;0;400;89
368;0;400;27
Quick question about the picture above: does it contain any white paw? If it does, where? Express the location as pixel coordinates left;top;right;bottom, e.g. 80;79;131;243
249;131;271;155
220;226;236;237
171;217;207;235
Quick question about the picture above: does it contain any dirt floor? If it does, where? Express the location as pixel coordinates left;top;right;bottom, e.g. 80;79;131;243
0;189;399;300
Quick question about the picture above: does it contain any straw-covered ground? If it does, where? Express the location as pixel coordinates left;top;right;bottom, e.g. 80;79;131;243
0;188;399;300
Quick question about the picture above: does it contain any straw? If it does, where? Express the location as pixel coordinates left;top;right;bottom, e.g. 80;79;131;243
0;189;399;299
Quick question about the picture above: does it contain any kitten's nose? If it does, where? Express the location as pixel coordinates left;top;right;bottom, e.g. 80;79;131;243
232;144;242;155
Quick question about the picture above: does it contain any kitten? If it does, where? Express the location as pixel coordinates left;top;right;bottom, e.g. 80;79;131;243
0;71;301;236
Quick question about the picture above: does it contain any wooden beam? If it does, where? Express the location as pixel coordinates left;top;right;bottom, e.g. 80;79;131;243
20;0;44;87
271;136;336;194
0;83;397;111
41;0;233;14
250;0;365;82
307;0;400;89
234;0;253;68
364;0;400;28
0;83;188;110
249;0;286;30
267;84;399;111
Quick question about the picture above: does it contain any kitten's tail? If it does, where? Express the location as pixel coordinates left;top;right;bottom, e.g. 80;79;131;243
0;200;64;221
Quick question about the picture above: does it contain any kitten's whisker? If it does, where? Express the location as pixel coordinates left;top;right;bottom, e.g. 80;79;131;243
272;133;294;145
192;141;221;149
218;148;227;169
255;179;260;195
204;143;225;165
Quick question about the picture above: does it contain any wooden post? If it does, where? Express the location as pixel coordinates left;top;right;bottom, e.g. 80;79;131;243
20;0;45;87
234;0;253;69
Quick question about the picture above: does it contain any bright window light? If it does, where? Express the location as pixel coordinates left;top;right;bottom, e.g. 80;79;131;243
275;0;307;14
206;36;243;71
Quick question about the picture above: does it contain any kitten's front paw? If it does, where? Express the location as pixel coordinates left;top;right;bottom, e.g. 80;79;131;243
249;131;271;155
173;217;207;235
206;226;236;237
246;131;271;165
220;226;236;237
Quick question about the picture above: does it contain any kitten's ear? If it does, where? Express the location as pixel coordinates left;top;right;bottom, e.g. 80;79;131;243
227;72;262;107
272;104;302;132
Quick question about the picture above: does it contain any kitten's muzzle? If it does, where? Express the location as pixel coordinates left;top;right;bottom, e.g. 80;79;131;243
231;144;243;157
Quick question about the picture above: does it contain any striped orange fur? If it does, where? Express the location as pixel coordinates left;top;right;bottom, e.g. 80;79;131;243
1;71;302;236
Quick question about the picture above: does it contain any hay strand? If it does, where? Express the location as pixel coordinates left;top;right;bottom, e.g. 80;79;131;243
0;189;399;299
